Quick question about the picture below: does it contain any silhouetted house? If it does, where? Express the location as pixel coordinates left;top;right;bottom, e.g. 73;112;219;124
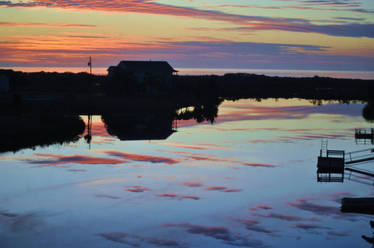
107;61;177;88
0;74;9;92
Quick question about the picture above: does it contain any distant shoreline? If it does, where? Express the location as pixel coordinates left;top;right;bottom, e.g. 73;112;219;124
1;67;374;80
0;68;373;104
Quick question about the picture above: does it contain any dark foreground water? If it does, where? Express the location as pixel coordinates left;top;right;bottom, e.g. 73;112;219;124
0;99;373;248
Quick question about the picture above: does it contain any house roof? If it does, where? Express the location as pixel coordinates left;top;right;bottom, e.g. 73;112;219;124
117;61;178;73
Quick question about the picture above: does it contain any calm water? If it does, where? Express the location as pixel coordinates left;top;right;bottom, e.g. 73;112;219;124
2;67;374;79
0;98;373;247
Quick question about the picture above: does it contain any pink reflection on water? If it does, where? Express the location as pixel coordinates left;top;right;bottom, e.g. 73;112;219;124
125;185;151;193
179;181;204;187
30;153;127;165
156;193;200;200
102;150;180;165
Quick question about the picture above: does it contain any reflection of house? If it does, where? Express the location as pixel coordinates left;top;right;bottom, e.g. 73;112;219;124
102;112;176;141
108;61;178;87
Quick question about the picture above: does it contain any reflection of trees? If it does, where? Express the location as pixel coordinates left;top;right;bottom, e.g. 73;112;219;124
176;97;223;124
0;114;85;153
362;221;374;247
363;101;374;122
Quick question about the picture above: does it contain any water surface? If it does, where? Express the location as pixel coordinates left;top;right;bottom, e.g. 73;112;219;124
0;98;373;248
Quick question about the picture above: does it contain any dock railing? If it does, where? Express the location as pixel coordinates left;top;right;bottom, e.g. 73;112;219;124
345;148;374;165
355;128;374;137
355;128;374;145
326;150;345;159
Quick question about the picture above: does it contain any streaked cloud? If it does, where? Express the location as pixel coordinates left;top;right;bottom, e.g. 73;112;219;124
94;194;121;199
294;223;331;232
0;210;44;233
101;150;180;165
182;152;277;168
236;219;279;235
286;198;358;221
204;186;243;193
28;153;127;166
204;186;227;191
0;21;96;28
156;193;200;200
1;0;373;38
0;0;372;70
1;33;373;70
164;222;267;247
125;185;152;193
179;181;204;187
96;231;187;247
251;212;320;222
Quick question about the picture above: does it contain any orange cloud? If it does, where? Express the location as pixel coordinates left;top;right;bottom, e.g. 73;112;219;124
0;22;96;28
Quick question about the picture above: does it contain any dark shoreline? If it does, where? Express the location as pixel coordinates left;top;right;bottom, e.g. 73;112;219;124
1;68;374;153
1;69;373;102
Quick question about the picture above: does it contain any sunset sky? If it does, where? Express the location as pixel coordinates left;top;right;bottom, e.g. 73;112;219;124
0;0;373;71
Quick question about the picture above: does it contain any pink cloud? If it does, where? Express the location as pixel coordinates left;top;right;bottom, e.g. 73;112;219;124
251;212;320;222
204;186;227;191
223;189;242;193
181;195;200;200
102;150;180;165
243;163;277;168
94;194;120;199
67;169;86;172
159;141;230;151
164;222;264;246
183;153;277;168
0;22;96;28
156;193;200;200
236;218;279;235
257;205;273;210
125;185;151;193
179;181;204;187
0;0;306;27
156;193;178;198
29;153;127;165
96;232;186;247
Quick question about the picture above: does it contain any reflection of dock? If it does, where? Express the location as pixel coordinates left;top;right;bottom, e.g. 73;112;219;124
341;197;374;215
345;148;374;177
317;149;345;182
316;140;374;182
317;139;345;182
355;128;374;145
345;148;374;165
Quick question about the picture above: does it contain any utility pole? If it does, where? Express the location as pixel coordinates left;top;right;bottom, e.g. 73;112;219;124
88;56;92;75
